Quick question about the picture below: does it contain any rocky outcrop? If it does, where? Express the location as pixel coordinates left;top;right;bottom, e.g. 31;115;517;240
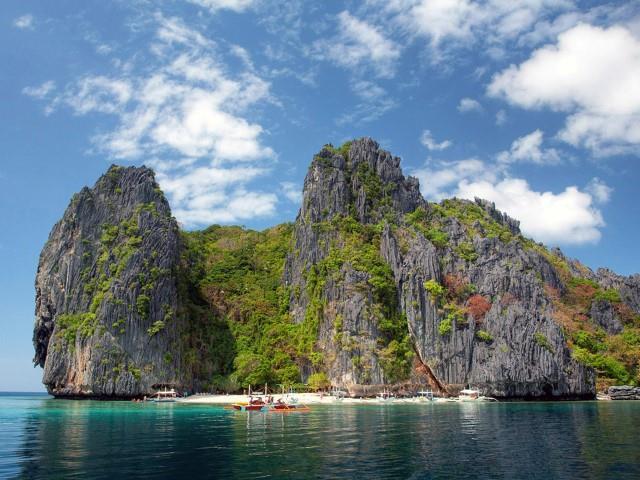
380;225;592;398
285;138;594;399
608;385;640;400
284;139;425;385
596;268;640;314
590;300;623;334
34;166;184;397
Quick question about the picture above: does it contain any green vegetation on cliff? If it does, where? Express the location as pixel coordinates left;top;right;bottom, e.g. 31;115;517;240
309;215;414;383
546;268;640;388
180;224;309;390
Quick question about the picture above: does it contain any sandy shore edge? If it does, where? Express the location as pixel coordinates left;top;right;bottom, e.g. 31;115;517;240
177;393;445;405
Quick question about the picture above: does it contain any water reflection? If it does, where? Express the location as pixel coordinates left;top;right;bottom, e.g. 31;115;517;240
2;395;639;479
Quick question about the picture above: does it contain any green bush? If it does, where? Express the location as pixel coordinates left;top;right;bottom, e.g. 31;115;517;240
534;332;554;353
443;302;467;326
424;279;445;301
438;317;452;336
567;277;599;290
593;288;622;303
572;347;630;383
476;330;493;342
456;242;478;262
100;224;119;246
56;312;98;345
573;330;605;353
129;367;141;382
136;294;150;319
425;228;449;248
622;330;640;346
307;372;331;391
406;207;428;225
147;320;165;337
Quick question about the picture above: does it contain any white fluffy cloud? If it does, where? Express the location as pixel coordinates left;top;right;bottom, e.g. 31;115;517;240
337;80;396;125
420;130;452;151
457;97;482;113
187;0;255;13
497;129;561;165
456;177;605;244
413;157;609;245
76;18;270;163
412;158;494;201
313;11;401;78
27;14;277;227
154;162;277;224
13;14;34;30
489;23;640;156
280;182;302;204
22;81;55;99
371;0;572;60
586;177;613;204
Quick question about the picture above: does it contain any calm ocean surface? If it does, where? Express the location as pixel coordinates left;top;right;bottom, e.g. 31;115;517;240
1;393;639;479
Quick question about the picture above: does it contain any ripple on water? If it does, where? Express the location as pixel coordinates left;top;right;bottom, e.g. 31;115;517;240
1;396;640;479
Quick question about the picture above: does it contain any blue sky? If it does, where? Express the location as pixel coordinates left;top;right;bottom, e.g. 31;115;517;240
1;0;639;391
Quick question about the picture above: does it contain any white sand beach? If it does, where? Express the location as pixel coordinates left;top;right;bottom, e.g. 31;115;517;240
177;393;451;405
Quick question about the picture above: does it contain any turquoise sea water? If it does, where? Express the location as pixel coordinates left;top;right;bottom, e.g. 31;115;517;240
1;393;639;479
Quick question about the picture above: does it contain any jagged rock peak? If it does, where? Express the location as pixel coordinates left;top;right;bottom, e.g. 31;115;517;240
473;198;521;235
33;164;182;397
300;137;425;224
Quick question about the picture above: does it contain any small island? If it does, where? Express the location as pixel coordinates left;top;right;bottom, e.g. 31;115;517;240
33;138;640;400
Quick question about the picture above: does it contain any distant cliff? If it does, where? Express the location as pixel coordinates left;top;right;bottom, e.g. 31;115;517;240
34;139;640;398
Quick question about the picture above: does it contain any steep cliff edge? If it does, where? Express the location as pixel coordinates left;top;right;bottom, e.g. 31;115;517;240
284;139;595;398
34;139;640;398
34;166;184;397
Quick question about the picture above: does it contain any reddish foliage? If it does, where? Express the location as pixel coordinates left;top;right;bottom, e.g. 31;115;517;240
443;274;470;300
543;285;560;301
500;292;519;306
615;303;640;327
566;284;597;307
466;294;492;321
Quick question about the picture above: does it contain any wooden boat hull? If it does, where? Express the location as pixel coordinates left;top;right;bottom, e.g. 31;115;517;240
270;405;310;413
232;403;266;411
272;404;300;410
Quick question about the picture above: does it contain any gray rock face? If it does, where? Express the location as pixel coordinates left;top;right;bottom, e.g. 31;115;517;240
34;166;184;397
597;268;640;314
36;138;623;399
381;225;593;398
285;138;424;385
590;300;623;334
608;385;640;400
474;198;520;235
285;138;594;398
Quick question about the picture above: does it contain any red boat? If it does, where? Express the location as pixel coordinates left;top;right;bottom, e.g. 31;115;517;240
272;403;297;410
270;397;310;412
231;396;268;412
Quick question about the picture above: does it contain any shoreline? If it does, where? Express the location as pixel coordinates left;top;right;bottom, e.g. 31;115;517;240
178;393;375;405
175;393;599;405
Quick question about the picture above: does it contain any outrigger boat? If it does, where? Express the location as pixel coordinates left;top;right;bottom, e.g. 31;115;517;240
272;397;304;410
330;387;347;401
376;389;395;402
231;396;269;411
415;390;434;402
150;388;177;403
231;384;310;412
458;388;498;402
231;384;275;411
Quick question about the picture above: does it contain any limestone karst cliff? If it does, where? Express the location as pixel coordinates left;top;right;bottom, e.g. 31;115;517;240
34;166;183;396
33;139;640;398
